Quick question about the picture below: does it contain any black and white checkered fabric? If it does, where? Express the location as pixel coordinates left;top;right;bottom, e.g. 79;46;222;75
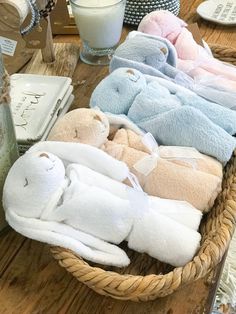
124;0;180;26
40;0;57;18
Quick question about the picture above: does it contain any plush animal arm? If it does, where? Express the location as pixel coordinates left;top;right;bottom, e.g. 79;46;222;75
29;141;129;182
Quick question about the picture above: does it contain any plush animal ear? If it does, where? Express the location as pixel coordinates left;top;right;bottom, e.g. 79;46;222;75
28;141;129;182
125;31;177;67
6;209;130;267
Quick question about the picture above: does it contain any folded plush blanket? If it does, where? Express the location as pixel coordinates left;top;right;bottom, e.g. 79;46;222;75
3;141;202;267
90;68;236;163
138;11;236;110
106;129;222;212
48;108;223;212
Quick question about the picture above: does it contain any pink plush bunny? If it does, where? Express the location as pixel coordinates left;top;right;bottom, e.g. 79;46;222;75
138;10;207;60
138;10;186;43
138;10;236;107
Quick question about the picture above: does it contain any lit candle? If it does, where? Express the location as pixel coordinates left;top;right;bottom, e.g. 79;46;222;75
70;0;126;65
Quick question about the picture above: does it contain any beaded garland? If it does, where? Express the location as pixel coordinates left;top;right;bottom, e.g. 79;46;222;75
124;0;180;25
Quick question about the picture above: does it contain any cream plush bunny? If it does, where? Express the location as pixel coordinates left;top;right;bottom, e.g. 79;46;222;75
3;141;202;267
48;108;222;212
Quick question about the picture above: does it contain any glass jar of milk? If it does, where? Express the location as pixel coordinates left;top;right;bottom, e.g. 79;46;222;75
0;50;19;232
70;0;126;65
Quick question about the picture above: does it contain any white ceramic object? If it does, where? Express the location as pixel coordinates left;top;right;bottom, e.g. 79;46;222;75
197;0;236;25
17;94;74;154
10;74;72;144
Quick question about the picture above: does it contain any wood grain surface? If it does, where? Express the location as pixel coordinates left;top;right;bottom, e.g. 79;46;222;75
0;1;236;313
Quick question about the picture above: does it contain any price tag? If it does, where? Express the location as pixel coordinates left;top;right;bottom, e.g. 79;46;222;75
197;0;236;25
0;36;17;56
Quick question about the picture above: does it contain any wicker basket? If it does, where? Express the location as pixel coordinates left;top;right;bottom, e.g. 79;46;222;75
124;0;180;26
51;45;236;302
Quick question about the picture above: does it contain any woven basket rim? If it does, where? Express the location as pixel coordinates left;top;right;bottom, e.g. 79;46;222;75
50;44;236;301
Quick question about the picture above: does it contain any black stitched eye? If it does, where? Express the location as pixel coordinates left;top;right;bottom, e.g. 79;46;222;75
24;178;28;187
74;129;79;139
39;153;49;159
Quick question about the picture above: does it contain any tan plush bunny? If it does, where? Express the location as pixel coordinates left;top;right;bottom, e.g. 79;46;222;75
48;108;223;212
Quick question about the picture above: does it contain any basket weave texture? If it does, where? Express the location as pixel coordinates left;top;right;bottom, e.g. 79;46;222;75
50;44;236;302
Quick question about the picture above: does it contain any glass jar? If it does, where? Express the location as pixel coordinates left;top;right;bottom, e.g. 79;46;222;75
0;49;19;231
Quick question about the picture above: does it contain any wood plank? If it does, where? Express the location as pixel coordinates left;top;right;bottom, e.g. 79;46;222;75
0;229;223;314
0;229;25;277
0;1;236;313
25;43;79;77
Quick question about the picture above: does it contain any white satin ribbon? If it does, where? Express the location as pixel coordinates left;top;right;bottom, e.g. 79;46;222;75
126;171;149;216
174;70;236;110
134;133;160;176
127;172;143;192
134;133;203;176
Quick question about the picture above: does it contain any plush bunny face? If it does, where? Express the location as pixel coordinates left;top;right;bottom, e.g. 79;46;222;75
3;151;66;218
115;36;169;68
48;108;110;148
138;10;187;43
90;68;146;115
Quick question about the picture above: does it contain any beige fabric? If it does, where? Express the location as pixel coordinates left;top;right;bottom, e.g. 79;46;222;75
48;108;223;212
48;108;109;148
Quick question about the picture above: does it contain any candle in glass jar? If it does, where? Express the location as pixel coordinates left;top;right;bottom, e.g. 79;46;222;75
71;0;126;49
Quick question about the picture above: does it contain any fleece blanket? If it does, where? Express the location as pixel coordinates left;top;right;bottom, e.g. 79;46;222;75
90;67;236;164
48;108;223;212
3;141;202;267
138;11;236;110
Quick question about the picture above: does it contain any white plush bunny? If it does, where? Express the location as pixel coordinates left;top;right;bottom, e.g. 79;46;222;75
3;141;202;267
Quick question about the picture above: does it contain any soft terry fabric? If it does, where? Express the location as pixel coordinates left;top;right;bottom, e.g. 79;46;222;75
90;68;236;163
48;108;223;212
110;31;179;80
105;129;222;212
3;141;202;267
138;11;236;110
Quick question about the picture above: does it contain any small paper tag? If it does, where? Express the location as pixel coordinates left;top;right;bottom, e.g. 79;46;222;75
0;36;17;56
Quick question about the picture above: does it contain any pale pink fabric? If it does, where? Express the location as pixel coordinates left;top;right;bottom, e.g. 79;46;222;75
138;10;236;93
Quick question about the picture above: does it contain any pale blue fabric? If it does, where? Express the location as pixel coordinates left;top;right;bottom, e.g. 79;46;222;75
90;68;236;163
138;75;236;135
110;32;179;80
110;31;236;110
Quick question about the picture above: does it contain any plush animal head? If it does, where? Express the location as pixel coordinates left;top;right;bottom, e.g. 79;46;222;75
90;68;146;115
3;151;65;218
138;10;187;43
114;31;177;68
48;108;110;148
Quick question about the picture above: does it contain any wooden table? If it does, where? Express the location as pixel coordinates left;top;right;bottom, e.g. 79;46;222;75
1;1;236;313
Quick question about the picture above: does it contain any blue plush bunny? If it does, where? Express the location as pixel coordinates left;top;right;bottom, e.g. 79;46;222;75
90;68;236;163
110;31;236;110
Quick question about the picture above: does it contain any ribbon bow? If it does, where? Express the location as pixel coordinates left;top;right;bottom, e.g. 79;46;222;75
134;133;160;176
134;133;203;176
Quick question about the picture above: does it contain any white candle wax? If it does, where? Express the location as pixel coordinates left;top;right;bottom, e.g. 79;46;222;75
71;0;125;49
